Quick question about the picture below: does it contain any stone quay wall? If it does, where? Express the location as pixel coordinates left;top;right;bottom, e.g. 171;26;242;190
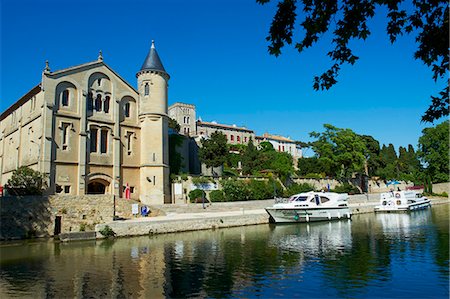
0;195;142;240
96;213;269;238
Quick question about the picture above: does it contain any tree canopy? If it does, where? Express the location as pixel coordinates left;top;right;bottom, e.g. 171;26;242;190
417;120;449;183
257;0;448;122
6;166;47;195
198;132;228;171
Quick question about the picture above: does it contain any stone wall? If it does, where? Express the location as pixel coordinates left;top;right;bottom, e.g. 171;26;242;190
432;182;449;195
0;195;144;240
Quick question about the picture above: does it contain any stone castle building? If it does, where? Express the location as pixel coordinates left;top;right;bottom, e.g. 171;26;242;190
168;103;255;144
0;41;170;205
168;103;301;160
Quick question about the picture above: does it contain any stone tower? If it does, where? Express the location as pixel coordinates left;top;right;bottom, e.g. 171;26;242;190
136;41;170;204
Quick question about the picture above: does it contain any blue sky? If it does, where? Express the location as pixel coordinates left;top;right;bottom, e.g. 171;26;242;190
1;0;446;154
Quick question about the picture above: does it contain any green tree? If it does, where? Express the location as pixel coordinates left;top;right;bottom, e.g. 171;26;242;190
241;139;260;175
310;124;366;178
257;0;448;122
417;120;449;183
198;132;228;175
169;134;184;176
361;135;382;177
168;118;180;133
6;166;47;195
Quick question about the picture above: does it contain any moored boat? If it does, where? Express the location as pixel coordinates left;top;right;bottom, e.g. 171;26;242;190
374;190;431;213
265;191;352;223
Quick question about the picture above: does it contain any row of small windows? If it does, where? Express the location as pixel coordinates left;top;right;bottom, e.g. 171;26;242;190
87;92;111;113
229;135;247;143
90;128;109;154
183;116;190;124
59;90;132;118
59;123;135;155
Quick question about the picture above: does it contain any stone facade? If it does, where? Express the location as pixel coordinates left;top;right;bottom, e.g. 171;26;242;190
0;42;170;205
168;102;196;136
196;121;255;145
0;194;146;240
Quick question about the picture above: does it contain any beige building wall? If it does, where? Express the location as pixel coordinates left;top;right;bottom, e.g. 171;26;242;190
1;44;171;204
196;121;255;145
168;102;196;136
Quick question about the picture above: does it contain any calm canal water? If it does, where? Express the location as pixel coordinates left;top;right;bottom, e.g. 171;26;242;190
0;204;448;298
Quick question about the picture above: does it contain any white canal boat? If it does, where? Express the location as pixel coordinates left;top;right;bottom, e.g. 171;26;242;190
265;192;352;223
374;190;431;213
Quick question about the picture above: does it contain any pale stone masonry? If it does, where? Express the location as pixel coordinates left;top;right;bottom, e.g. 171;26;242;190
168;102;196;136
0;41;170;205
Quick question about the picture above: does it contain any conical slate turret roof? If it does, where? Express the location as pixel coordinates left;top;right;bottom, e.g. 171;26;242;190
140;40;166;73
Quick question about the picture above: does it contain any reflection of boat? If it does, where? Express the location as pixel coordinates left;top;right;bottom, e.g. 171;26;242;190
269;220;352;255
265;192;352;223
376;209;431;235
374;191;431;213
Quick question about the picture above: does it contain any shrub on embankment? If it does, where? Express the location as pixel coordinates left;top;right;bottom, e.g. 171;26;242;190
221;178;284;201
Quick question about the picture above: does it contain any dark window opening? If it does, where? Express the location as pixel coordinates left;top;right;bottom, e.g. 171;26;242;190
100;130;108;153
95;94;102;112
87;92;93;111
124;102;130;117
144;83;149;96
62;90;69;107
90;128;98;152
104;96;110;113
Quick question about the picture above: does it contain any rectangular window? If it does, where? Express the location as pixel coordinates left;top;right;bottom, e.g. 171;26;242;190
127;132;133;155
64;185;71;194
62;123;70;150
244;137;247;143
62;90;69;107
104;96;110;113
30;96;36;111
237;136;240;143
100;129;108;153
90;128;98;152
231;135;234;141
124;102;130;117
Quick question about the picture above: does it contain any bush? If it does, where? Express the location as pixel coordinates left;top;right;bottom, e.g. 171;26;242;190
248;180;272;200
222;179;250;201
6;166;48;195
99;225;116;238
192;176;211;185
189;189;206;203
332;183;360;194
284;183;315;197
209;190;225;202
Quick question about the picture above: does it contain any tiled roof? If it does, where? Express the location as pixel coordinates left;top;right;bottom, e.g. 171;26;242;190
197;121;254;133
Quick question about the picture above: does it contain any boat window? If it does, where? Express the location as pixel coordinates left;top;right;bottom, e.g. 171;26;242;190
320;196;330;203
295;196;308;201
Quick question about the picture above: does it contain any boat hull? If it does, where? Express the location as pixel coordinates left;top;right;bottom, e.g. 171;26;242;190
374;199;431;213
265;207;352;223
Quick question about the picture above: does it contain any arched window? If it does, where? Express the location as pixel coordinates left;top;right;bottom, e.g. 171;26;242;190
95;94;102;112
144;83;149;96
61;90;69;107
104;96;110;113
87;92;93;111
237;136;240;143
187;117;190;124
124;102;130;117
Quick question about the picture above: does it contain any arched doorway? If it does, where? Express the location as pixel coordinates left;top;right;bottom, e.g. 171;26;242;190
87;179;110;194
